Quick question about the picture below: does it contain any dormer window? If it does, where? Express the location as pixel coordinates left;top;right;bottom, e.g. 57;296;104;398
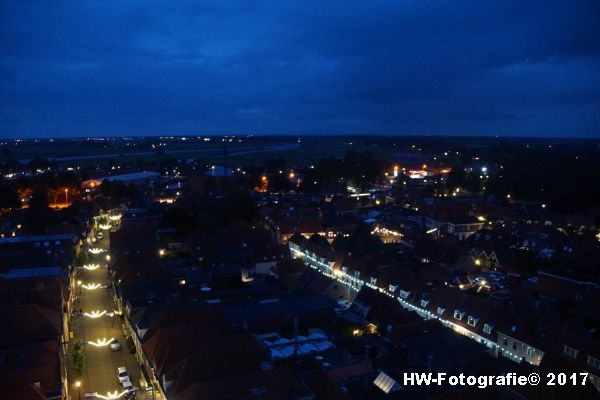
420;299;429;308
483;323;494;335
587;356;600;370
467;316;479;327
354;271;360;278
399;290;410;299
563;345;578;358
454;310;465;320
370;277;377;286
437;307;445;316
389;284;397;292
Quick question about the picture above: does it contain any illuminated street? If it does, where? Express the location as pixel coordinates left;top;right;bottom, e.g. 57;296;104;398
68;230;142;399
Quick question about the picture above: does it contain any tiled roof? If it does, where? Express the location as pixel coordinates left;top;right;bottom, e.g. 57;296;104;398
0;304;62;347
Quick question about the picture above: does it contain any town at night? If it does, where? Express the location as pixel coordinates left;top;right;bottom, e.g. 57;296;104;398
1;2;600;400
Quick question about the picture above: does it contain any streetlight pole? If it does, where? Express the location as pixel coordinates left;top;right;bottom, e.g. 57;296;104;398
74;380;82;400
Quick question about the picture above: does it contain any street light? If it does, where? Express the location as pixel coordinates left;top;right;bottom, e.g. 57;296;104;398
105;254;111;261
74;380;82;400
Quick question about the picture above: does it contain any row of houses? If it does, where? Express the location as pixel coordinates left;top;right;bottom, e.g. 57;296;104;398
290;233;600;393
0;231;83;399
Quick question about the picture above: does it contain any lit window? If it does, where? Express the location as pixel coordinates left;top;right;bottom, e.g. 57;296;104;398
467;316;479;327
483;324;493;335
564;345;578;358
454;310;465;320
588;356;600;369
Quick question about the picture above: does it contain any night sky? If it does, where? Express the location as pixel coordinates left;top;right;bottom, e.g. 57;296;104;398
1;1;599;138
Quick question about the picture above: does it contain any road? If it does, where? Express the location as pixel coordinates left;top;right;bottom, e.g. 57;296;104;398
19;142;300;163
68;229;142;400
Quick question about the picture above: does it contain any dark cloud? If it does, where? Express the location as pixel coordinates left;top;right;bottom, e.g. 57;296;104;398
1;0;599;137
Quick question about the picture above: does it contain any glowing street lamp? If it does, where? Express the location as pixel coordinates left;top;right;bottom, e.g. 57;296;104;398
84;310;107;319
81;264;101;271
105;254;111;261
82;283;104;290
96;390;130;400
87;337;115;347
74;380;82;400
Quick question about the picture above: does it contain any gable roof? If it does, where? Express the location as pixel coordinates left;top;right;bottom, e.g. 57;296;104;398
0;304;62;347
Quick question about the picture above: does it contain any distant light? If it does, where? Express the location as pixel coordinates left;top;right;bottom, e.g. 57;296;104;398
481;166;488;173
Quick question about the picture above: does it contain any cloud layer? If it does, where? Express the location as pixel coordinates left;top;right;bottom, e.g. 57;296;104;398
1;0;599;137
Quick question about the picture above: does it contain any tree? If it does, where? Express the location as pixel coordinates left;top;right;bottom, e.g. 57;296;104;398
76;251;89;266
0;183;20;210
268;173;294;192
163;206;195;235
72;341;86;375
220;191;258;223
26;188;49;234
447;165;467;191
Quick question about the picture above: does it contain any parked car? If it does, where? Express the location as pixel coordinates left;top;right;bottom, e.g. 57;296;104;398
122;378;134;393
110;338;121;351
117;366;129;383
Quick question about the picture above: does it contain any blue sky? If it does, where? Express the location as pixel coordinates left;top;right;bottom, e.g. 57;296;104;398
1;1;599;138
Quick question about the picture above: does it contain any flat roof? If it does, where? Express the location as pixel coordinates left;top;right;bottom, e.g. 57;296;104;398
84;171;160;184
0;233;75;244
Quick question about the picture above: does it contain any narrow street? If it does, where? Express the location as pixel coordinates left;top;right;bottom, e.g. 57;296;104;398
68;229;142;400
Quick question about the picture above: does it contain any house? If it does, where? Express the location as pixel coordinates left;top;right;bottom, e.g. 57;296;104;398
0;233;80;273
397;328;489;376
536;268;600;303
541;330;600;393
422;204;484;240
412;235;462;266
142;321;269;399
0;304;66;400
463;228;519;272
